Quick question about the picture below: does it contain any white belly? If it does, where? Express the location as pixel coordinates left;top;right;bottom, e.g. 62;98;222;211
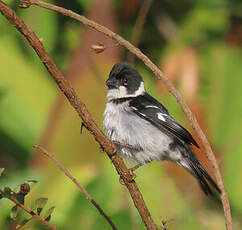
103;102;173;164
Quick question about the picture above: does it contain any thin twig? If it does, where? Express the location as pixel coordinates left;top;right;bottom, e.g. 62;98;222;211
0;1;157;229
33;145;117;230
0;189;58;230
127;0;153;63
17;1;232;229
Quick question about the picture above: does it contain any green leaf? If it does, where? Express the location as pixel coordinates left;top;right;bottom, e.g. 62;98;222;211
45;215;51;222
13;184;21;193
16;218;31;229
31;197;48;215
3;187;12;198
0;168;4;176
43;206;55;222
10;205;18;220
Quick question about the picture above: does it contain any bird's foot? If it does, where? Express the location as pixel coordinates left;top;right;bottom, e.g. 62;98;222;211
119;165;139;185
119;170;136;185
123;163;142;182
129;163;142;172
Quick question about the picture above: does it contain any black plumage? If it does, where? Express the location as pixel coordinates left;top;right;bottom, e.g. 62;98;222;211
129;93;200;148
104;62;221;196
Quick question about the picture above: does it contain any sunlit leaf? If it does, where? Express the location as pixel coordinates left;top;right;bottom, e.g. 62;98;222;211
31;198;48;215
0;37;55;151
13;184;21;193
43;206;55;222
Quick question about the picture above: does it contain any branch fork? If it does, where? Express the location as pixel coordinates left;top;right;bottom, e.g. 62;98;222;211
19;0;32;8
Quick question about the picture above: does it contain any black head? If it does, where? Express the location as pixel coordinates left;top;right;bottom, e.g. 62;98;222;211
106;63;144;96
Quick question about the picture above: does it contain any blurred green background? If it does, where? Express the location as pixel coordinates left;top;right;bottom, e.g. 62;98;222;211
0;0;241;229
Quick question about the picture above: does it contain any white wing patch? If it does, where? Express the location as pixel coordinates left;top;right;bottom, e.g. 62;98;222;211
163;114;180;127
139;112;147;117
145;105;159;109
131;106;138;111
157;113;166;122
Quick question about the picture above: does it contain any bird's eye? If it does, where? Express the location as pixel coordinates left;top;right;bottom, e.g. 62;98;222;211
121;78;128;86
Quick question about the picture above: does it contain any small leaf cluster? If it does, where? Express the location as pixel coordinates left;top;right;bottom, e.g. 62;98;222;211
0;168;55;229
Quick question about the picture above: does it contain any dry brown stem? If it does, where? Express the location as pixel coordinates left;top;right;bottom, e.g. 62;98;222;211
0;1;157;229
127;0;153;63
17;1;232;229
33;145;117;230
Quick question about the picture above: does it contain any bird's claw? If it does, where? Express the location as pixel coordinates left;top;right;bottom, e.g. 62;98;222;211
119;170;136;185
128;163;142;172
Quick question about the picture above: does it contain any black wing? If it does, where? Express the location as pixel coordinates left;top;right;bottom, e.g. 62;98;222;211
130;93;199;148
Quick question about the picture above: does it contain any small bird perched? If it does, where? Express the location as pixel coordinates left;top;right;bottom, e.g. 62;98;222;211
103;63;221;196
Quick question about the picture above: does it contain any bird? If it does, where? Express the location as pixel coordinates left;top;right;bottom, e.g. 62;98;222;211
103;62;221;196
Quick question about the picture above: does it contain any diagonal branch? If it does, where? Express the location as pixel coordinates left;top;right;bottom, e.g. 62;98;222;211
33;145;117;230
0;1;157;230
16;1;232;229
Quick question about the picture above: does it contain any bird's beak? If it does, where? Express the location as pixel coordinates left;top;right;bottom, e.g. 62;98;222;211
106;78;118;89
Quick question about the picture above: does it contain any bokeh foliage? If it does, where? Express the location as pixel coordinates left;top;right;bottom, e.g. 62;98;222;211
0;0;241;229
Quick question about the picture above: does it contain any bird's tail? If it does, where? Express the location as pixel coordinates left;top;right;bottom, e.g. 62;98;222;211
184;157;221;196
